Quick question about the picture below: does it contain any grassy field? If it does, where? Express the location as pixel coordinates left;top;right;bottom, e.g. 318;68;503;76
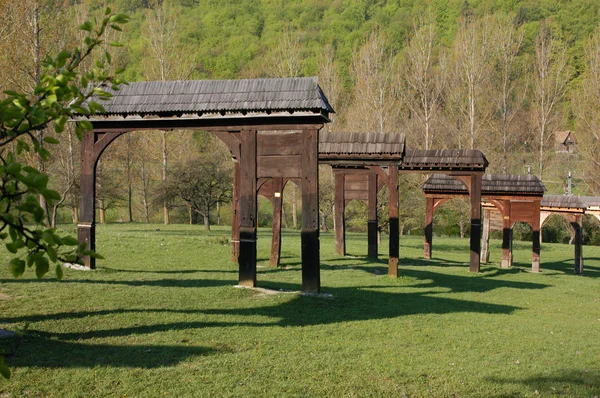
0;224;599;397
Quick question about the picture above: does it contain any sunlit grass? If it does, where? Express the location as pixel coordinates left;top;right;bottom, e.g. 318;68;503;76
0;224;598;397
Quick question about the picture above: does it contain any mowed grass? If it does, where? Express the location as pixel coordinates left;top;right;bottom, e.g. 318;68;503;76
0;224;599;397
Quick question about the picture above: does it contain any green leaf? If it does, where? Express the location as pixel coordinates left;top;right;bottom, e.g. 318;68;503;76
6;162;21;175
5;243;17;254
9;258;26;277
42;231;56;245
0;356;10;380
47;246;58;262
55;263;63;280
35;257;49;279
43;136;60;145
79;21;93;31
60;236;79;246
88;251;104;260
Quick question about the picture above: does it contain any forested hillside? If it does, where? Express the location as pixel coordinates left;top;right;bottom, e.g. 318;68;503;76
2;0;600;243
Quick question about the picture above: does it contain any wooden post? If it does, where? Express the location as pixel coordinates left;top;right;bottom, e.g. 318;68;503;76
269;178;284;267
501;201;512;268
531;200;541;272
334;172;346;256
367;172;378;259
231;160;241;262
481;208;491;263
301;128;320;293
573;214;584;275
78;131;97;269
388;166;399;277
238;129;257;287
469;175;482;273
424;197;434;259
78;131;123;269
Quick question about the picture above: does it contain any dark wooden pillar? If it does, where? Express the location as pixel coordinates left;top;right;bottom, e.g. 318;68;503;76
388;166;399;277
78;131;97;268
481;208;491;263
572;214;584;275
424;197;434;259
301;128;320;293
269;178;284;267
78;131;123;268
469;175;482;273
531;201;541;272
334;172;346;256
231;160;241;262
238;129;257;287
501;202;512;268
367;172;378;259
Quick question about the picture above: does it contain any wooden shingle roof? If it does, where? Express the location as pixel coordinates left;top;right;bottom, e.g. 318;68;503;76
319;131;405;156
83;77;334;118
400;149;488;171
541;195;588;209
423;174;546;196
318;132;405;164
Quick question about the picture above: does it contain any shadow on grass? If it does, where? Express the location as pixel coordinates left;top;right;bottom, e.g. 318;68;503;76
6;335;225;369
0;278;236;289
485;369;600;396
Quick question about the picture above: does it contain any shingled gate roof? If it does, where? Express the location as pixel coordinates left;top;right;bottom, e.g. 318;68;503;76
80;77;334;120
400;149;488;172
541;195;588;209
318;131;405;162
423;174;546;196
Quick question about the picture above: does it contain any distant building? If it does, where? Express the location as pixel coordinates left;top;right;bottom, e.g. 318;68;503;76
555;130;576;153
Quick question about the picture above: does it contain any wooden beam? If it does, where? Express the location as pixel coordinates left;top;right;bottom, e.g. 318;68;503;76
231;160;240;262
502;201;512;268
481;208;491;263
388;165;399;277
78;131;123;268
531;200;541;273
334;173;346;256
238;129;257;287
301;128;320;293
367;172;378;259
469;175;482;273
269;178;284;267
424;197;434;259
573;214;584;275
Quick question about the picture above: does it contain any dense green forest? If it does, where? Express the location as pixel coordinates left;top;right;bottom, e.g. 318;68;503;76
2;0;600;244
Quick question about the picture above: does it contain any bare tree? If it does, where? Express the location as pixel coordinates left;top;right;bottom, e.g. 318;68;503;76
532;23;570;179
451;16;494;150
491;15;526;173
574;27;600;194
318;44;344;132
264;27;304;78
400;16;446;149
347;30;398;134
142;0;195;225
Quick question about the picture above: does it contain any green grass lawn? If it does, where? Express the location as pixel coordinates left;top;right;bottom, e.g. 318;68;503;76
0;224;599;397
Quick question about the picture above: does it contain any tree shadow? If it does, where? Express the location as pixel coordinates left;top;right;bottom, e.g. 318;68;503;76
6;334;226;369
99;266;238;275
486;369;599;396
0;278;235;289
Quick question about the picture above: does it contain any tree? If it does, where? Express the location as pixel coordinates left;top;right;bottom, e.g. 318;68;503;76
347;30;398;134
450;16;494;150
0;8;129;380
160;139;232;230
574;27;600;195
532;23;570;179
491;14;526;173
400;16;446;149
